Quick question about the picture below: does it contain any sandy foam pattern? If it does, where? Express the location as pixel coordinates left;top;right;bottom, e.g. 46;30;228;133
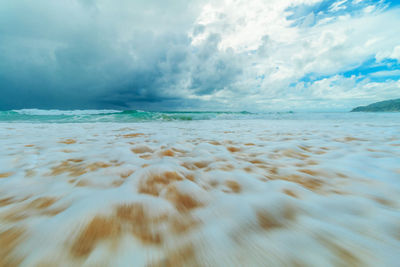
0;120;400;266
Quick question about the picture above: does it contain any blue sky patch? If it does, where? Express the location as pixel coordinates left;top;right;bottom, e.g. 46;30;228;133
286;0;395;28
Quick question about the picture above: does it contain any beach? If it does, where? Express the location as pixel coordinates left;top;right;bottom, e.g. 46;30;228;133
1;113;400;266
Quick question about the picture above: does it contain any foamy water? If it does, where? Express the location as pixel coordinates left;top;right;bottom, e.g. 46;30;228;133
1;116;400;266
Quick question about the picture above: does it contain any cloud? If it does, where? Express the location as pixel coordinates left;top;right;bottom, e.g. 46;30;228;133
0;0;204;109
0;0;399;111
370;69;400;77
185;0;400;111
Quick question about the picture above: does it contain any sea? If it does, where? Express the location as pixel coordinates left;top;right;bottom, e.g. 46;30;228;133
0;108;399;122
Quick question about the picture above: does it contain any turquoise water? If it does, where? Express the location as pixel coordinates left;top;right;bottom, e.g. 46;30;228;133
0;109;398;123
0;109;275;122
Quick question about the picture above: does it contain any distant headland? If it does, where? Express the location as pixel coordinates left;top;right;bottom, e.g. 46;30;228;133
351;98;400;112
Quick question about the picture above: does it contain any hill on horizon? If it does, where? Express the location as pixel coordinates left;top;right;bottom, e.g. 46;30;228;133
351;98;400;112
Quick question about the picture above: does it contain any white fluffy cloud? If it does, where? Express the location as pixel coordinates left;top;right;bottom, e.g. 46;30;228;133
185;0;400;110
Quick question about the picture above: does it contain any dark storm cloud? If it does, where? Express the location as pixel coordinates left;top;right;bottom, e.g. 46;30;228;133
0;0;234;110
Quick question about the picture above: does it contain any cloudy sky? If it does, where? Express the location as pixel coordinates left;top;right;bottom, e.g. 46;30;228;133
1;0;399;111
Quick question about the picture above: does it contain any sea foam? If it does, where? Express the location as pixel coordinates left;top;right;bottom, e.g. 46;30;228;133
12;109;123;116
0;117;399;266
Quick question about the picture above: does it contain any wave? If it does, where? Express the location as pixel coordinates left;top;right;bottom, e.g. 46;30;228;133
0;109;261;122
12;109;123;116
2;109;392;123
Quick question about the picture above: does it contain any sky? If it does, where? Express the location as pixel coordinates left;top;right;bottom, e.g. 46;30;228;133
0;0;399;111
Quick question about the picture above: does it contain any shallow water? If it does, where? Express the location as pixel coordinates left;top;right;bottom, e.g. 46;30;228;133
0;115;400;266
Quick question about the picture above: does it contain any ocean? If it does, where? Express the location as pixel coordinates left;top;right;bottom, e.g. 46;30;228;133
1;110;399;266
0;108;398;122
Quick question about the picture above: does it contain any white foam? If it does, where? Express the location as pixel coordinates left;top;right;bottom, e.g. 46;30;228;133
0;116;399;266
12;109;123;116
